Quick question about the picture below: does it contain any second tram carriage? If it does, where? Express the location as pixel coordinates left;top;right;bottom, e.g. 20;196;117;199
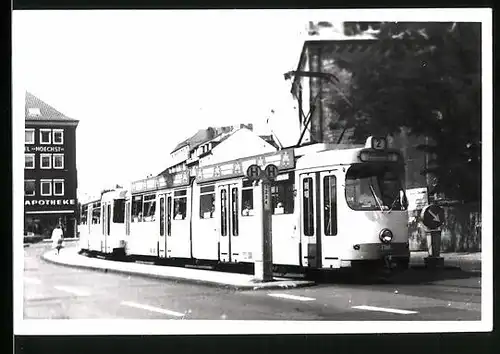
78;136;410;272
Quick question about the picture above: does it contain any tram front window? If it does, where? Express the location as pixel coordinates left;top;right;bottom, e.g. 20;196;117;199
345;163;407;211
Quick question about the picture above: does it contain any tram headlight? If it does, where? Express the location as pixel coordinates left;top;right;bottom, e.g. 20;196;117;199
379;228;393;243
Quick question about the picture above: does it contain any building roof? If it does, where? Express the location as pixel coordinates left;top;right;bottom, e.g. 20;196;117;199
170;124;253;154
171;128;215;154
25;92;79;123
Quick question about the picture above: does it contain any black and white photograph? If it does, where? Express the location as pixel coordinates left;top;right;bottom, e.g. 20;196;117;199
12;8;492;335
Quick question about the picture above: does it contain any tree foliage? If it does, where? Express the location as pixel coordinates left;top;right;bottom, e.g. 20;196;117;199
336;22;481;203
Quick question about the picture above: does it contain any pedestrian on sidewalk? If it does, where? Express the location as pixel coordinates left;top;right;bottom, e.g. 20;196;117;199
51;224;64;255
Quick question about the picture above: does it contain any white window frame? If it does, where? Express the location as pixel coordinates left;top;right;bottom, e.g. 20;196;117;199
53;179;65;196
24;179;36;196
52;129;64;145
40;129;52;145
53;154;64;169
25;154;35;169
25;129;35;145
40;179;52;196
40;153;52;169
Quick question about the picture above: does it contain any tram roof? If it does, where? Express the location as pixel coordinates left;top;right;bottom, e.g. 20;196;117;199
295;143;403;170
101;188;130;202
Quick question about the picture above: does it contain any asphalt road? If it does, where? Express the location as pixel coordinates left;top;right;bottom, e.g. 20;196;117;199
22;243;481;321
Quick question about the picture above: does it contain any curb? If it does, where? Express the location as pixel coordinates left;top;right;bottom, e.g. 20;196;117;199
41;251;316;291
40;238;79;243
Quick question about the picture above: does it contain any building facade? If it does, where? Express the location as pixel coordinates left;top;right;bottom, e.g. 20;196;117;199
160;123;274;176
24;92;79;239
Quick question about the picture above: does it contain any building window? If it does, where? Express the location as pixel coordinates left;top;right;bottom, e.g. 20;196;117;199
40;154;52;169
24;180;36;196
28;108;41;117
40;129;51;144
53;154;64;169
25;129;35;144
40;180;52;196
53;129;64;145
53;179;64;196
25;154;35;169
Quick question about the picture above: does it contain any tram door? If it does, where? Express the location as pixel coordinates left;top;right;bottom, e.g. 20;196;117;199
299;173;320;268
217;183;239;262
319;171;339;267
125;200;130;237
102;202;112;253
158;193;172;258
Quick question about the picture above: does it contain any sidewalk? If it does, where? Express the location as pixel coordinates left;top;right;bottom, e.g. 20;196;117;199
410;251;481;272
41;247;315;290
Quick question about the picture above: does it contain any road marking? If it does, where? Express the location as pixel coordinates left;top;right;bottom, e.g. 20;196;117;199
54;285;90;297
268;293;316;301
24;277;41;285
120;301;185;317
352;305;418;315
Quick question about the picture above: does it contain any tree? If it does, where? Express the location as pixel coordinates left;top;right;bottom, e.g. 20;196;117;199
335;22;481;203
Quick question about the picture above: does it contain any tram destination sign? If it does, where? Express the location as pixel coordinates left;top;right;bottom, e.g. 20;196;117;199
196;148;295;183
131;170;190;194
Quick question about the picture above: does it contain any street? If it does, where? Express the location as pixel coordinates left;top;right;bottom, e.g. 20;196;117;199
23;242;481;321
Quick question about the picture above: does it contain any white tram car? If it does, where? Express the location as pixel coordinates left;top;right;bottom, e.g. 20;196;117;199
79;136;410;271
79;189;129;257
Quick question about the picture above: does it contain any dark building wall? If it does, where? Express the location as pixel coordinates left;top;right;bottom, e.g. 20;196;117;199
24;122;78;238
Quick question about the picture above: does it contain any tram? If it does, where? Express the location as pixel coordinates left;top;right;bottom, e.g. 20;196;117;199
79;189;129;257
78;136;410;272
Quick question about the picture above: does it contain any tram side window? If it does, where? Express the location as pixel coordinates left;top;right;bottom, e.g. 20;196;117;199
241;180;254;216
81;205;88;225
303;178;314;236
232;187;238;236
220;189;227;236
271;173;295;215
174;190;187;220
199;185;215;219
323;176;337;236
113;199;125;223
92;202;101;224
132;195;143;222
143;194;156;222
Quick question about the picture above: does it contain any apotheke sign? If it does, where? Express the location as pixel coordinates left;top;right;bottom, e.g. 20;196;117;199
25;198;76;206
25;146;65;153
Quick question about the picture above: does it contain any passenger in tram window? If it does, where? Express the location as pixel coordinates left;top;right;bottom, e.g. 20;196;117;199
274;201;284;215
174;203;185;220
242;200;253;216
210;199;215;218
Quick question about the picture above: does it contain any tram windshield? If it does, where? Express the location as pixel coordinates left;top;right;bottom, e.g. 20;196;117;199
345;163;407;211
